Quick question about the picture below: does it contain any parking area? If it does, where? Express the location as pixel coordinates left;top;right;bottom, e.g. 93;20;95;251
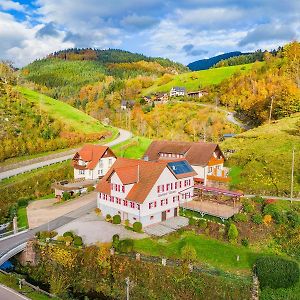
56;212;148;244
144;216;189;237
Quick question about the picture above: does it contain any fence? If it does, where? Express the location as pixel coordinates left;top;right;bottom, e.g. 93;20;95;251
0;226;28;240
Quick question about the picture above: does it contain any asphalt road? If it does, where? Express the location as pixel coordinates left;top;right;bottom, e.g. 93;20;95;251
0;284;30;300
0;128;132;180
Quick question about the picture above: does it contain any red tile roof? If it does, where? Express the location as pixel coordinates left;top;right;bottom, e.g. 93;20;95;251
143;141;225;166
96;158;196;204
72;144;116;170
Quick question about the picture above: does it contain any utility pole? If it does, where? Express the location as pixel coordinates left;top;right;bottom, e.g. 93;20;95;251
125;277;130;300
290;146;295;202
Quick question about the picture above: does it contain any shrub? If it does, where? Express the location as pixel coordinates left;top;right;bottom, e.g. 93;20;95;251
198;219;207;229
263;204;284;223
124;219;130;227
252;214;263;224
233;213;248;223
242;199;255;213
263;215;272;225
112;214;121;224
17;197;30;207
253;195;264;204
133;221;142;232
73;235;83;247
64;236;73;246
287;210;300;228
87;186;95;192
94;207;101;215
256;256;299;289
35;230;58;240
119;239;134;253
241;238;249;247
189;217;197;226
181;244;197;262
62;192;71;201
227;223;238;243
105;214;112;222
63;231;74;238
112;234;120;251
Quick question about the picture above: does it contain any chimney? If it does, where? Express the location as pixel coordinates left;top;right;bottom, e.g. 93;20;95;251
144;156;149;161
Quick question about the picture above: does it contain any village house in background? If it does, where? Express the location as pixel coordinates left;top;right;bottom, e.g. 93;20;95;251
169;86;186;97
120;100;135;110
97;158;196;226
154;92;169;103
187;90;208;99
72;145;116;180
143;141;229;188
52;145;116;199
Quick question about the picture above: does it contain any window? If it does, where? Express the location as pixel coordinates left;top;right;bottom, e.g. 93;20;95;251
174;182;177;189
161;199;164;206
79;170;85;175
109;159;113;166
154;201;157;208
130;202;135;209
170;183;173;190
161;185;165;192
99;160;103;168
110;196;114;203
137;204;140;210
208;167;213;173
179;181;182;188
166;184;170;191
157;186;160;193
98;169;103;175
165;199;168;205
150;216;154;220
122;186;125;193
123;200;128;206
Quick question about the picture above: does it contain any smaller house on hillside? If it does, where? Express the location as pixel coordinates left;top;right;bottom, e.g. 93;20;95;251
169;87;186;97
121;100;135;110
143;95;152;104
187;90;208;99
72;144;116;180
155;92;169;103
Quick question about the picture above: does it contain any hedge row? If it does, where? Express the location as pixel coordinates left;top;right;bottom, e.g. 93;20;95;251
0;161;73;222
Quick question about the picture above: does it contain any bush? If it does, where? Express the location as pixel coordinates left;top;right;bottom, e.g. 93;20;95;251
133;221;142;232
87;186;95;192
188;217;197;226
124;219;130;227
227;223;238;243
64;236;73;246
35;230;58;240
112;214;121;224
233;213;248;222
252;213;263;224
94;207;101;215
241;238;249;247
119;239;134;253
105;214;112;222
112;234;120;251
198;219;207;229
242;199;255;213
253;195;264;204
263;204;284;223
62;192;71;201
181;244;197;262
256;256;299;289
73;235;83;247
263;214;272;225
63;231;74;238
17;197;30;207
287;210;300;228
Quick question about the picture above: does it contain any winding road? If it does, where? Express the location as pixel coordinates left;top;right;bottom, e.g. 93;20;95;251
0;128;132;181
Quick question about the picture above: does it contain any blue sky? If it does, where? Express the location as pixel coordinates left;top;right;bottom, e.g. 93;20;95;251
0;0;299;66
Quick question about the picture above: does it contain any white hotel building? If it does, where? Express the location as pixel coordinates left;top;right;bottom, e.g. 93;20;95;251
96;158;196;227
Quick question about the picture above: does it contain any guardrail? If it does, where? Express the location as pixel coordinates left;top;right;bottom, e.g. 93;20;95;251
0;227;28;240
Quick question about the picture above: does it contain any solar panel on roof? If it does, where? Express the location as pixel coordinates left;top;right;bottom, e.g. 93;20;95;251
168;161;194;175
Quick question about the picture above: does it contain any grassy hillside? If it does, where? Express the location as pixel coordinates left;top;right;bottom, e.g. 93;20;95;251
143;63;258;95
19;87;116;135
222;113;300;196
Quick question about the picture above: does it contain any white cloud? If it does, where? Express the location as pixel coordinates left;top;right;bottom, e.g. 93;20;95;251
0;12;73;67
0;0;25;12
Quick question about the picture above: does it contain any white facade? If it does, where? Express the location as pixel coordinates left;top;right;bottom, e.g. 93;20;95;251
97;167;194;227
74;156;116;180
169;87;186;97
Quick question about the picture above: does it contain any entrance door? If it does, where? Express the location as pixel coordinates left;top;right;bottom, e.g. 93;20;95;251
161;211;167;221
174;208;178;217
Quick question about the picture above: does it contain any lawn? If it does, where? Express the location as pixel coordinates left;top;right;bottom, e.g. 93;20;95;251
228;165;243;189
17;206;28;228
111;136;152;159
0;272;54;300
133;230;267;274
222;113;300;196
18;87;117;136
143;63;259;95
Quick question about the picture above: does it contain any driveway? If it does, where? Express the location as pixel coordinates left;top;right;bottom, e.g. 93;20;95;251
27;192;97;228
56;212;148;244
